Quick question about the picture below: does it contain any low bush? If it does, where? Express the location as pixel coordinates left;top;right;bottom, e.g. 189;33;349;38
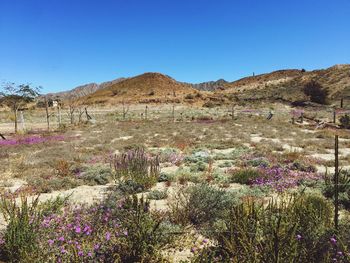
158;172;174;182
117;179;145;195
194;193;346;262
289;160;317;172
0;194;68;262
323;170;350;209
246;157;270;168
111;147;160;189
168;184;235;226
0;193;172;262
229;168;261;184
303;81;329;104
28;176;79;193
0;195;42;262
340;115;350;129
79;165;112;185
147;189;168;200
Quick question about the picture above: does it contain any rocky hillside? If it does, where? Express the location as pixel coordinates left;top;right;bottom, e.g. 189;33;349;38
190;79;228;91
46;78;126;100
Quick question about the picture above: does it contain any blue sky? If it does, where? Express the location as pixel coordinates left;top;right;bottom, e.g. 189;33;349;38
0;0;349;93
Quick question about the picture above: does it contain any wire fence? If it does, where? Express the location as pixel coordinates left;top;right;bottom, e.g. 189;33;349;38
1;103;349;134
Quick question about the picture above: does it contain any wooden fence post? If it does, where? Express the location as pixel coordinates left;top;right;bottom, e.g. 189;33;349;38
231;104;234;120
57;105;62;127
19;111;25;131
334;135;339;230
333;109;337;124
341;98;344;108
45;97;50;131
145;106;148;120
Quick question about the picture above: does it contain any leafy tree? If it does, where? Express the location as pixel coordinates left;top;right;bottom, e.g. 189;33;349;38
0;83;40;133
303;81;328;104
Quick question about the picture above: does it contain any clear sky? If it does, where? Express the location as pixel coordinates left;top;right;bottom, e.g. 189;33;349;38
0;0;349;93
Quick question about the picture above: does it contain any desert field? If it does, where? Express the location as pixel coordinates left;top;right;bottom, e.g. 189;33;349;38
0;102;349;262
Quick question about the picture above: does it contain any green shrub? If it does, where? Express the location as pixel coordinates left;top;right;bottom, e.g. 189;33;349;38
190;161;207;172
28;176;79;193
247;157;270;168
147;189;168;200
38;195;70;217
303;81;329;104
229;168;261;184
114;195;168;262
117;179;145;195
111;147;160;189
184;149;211;164
217;161;233;168
323;170;350;209
158;172;174;182
340;115;350;129
0;195;42;262
168;184;235;226
80;165;112;185
185;94;194;100
290;160;317;172
194;193;342;263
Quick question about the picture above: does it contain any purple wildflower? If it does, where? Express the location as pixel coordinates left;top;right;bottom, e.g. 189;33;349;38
106;232;111;241
75;226;81;234
330;237;337;245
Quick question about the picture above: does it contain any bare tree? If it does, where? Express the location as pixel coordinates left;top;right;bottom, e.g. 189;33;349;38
85;107;92;121
77;107;85;123
122;101;129;120
44;96;56;131
66;95;78;125
0;82;40;133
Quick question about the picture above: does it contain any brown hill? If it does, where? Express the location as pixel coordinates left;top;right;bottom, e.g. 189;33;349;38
225;69;303;91
220;65;350;103
72;64;350;106
81;73;202;105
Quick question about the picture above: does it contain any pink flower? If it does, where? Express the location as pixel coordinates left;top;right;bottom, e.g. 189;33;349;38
48;239;54;246
78;251;83;257
106;232;111;241
58;236;65;242
75;226;81;234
